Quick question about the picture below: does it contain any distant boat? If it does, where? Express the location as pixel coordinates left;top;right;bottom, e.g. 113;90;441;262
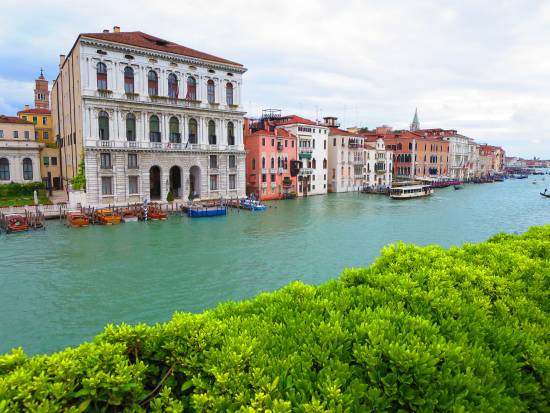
454;185;464;190
390;185;433;199
540;192;550;198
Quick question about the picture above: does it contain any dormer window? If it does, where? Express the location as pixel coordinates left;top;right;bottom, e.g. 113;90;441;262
96;62;107;90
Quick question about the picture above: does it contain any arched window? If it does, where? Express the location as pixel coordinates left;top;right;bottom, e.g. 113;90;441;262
186;76;196;100
251;158;256;170
148;70;158;96
226;82;234;106
22;158;33;180
208;120;216;145
169;117;180;143
97;62;107;90
207;80;215;103
98;111;109;140
262;157;266;168
277;157;281;168
312;158;317;169
149;115;160;142
168;73;178;99
227;121;235;146
188;118;198;144
126;113;136;141
323;158;327;169
124;66;134;94
0;158;9;181
270;157;275;168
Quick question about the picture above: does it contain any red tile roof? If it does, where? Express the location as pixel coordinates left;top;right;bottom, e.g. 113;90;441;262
0;115;33;125
274;115;317;126
81;31;243;67
17;108;51;115
328;127;359;137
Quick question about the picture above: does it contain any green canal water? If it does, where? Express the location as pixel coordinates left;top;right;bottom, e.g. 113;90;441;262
1;176;549;355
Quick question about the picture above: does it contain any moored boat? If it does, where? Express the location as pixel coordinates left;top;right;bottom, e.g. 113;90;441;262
187;205;227;217
5;214;29;233
454;185;464;190
390;185;433;199
147;204;168;220
94;209;122;225
240;198;267;211
66;212;89;227
121;209;138;222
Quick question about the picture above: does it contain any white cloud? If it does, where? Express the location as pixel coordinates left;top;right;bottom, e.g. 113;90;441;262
0;0;549;158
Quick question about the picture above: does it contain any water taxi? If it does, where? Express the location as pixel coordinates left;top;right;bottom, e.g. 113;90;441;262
147;204;168;220
240;198;267;211
66;212;89;227
94;209;122;225
121;209;139;223
390;185;433;199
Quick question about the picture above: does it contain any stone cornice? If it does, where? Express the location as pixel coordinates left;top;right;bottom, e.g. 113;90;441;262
80;38;247;74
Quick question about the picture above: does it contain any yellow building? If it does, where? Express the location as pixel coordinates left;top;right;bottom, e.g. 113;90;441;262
17;71;63;190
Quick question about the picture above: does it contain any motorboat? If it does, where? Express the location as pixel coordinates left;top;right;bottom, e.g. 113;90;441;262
240;198;267;211
66;212;89;227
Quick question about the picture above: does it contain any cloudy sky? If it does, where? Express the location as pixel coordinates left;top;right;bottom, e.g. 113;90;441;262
1;0;549;158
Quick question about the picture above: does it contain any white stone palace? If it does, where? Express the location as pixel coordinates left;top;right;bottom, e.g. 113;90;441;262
52;27;247;205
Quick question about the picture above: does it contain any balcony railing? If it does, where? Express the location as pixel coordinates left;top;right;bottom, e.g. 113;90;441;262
278;167;284;174
270;168;277;174
97;89;112;98
85;139;243;152
261;168;267;174
299;168;314;176
150;132;161;142
169;133;181;143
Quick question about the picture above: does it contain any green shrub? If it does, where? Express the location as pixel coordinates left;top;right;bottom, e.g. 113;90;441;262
167;190;175;202
0;182;45;197
0;226;549;412
71;151;86;191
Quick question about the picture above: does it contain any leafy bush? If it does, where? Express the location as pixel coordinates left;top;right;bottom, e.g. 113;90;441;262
0;182;45;197
1;226;549;412
167;190;175;202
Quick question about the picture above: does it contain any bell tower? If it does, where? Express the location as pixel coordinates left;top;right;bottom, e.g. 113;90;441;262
34;68;50;109
410;108;420;131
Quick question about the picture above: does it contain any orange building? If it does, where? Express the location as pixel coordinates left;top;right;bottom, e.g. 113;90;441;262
244;114;298;200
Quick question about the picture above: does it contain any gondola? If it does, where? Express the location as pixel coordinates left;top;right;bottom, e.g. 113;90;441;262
540;192;550;198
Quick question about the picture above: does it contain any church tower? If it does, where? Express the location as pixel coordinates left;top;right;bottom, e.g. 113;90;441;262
34;69;50;109
410;108;420;131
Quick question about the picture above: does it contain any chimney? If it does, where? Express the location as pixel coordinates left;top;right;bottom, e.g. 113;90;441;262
59;54;66;68
24;105;30;110
113;26;120;33
103;29;109;33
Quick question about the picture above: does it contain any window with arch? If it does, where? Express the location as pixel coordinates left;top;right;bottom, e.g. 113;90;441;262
251;158;256;170
261;157;266;168
270;157;275;169
126;113;136;141
186;76;196;100
124;66;134;93
207;79;215;103
98;111;109;140
168;73;178;99
226;82;234;105
323;158;327;169
97;62;107;90
22;158;33;180
188;118;197;144
169;117;180;143
227;121;235;146
312;158;317;169
0;158;9;181
208;120;216;145
149;115;160;142
148;70;158;96
277;157;281;168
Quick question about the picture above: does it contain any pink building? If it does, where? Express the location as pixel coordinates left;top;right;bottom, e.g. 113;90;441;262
244;116;298;200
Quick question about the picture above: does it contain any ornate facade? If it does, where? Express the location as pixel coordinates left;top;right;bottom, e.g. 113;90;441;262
52;28;247;205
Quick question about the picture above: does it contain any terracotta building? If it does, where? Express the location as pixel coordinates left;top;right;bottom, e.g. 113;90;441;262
244;113;298;200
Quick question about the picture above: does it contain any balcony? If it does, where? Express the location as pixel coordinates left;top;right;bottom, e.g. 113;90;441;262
149;132;161;142
125;92;139;101
261;183;268;189
271;182;277;189
270;168;277;174
277;143;284;151
282;177;293;187
261;168;267;174
299;168;314;176
85;139;244;152
169;133;181;143
98;140;113;148
278;167;284;174
299;150;313;160
97;89;112;98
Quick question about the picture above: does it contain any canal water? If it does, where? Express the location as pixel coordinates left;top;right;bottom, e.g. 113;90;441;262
1;176;549;355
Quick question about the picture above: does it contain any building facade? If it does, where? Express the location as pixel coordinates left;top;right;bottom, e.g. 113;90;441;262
17;72;62;190
364;137;393;188
0;116;42;184
326;118;364;192
244;115;297;200
445;133;472;181
273;115;329;196
52;28;247;205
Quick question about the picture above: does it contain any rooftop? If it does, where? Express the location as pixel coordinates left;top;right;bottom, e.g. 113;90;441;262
17;108;51;115
0;115;33;125
81;31;243;67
